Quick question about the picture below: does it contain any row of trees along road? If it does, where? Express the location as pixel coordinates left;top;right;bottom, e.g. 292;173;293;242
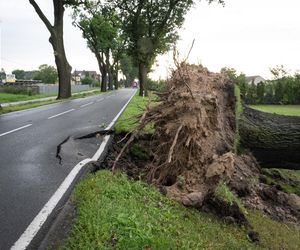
12;65;58;84
29;0;224;98
222;66;300;105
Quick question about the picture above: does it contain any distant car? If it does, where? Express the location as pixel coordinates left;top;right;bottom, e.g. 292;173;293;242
132;81;138;88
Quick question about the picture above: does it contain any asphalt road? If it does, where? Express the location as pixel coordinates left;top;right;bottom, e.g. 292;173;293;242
0;88;136;249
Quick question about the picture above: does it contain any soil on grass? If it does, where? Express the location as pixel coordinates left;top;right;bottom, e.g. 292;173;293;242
105;64;300;228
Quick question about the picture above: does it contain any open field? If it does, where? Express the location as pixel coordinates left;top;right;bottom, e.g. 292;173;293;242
250;105;300;116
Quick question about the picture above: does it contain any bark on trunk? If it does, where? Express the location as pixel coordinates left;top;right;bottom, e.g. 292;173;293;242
29;0;72;99
95;52;107;92
139;62;148;96
106;50;113;91
240;106;300;170
114;62;119;90
51;35;72;99
101;70;107;92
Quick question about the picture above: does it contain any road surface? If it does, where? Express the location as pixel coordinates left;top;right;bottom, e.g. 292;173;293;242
0;88;135;249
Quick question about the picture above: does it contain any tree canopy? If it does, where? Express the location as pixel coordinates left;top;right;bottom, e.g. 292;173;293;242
34;64;58;84
12;69;25;80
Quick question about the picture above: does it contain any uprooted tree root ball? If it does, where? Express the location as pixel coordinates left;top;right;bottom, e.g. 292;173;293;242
110;63;300;227
143;64;236;195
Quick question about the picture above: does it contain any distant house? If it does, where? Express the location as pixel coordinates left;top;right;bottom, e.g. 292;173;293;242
72;70;100;84
246;75;265;85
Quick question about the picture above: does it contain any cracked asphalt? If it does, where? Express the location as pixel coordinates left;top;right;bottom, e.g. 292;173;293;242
0;88;135;249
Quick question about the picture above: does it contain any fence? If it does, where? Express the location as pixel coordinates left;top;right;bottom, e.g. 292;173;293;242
37;84;91;94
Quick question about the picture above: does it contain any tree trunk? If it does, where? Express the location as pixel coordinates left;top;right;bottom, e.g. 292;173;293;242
95;52;107;92
106;50;113;91
139;62;148;96
240;106;300;170
114;62;119;90
29;0;72;99
51;34;72;99
101;69;107;92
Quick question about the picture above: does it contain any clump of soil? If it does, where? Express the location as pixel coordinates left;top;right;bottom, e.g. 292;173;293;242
108;63;300;227
143;64;236;197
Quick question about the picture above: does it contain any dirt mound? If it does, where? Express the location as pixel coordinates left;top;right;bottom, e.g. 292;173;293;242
141;64;236;196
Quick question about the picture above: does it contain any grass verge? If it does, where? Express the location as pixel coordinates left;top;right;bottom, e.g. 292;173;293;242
62;171;300;250
0;88;98;103
0;100;61;115
114;92;152;134
62;171;254;249
250;105;300;116
0;89;101;115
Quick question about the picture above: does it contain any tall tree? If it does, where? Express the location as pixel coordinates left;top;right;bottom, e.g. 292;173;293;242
29;0;79;99
33;64;58;84
12;69;25;80
73;2;121;91
112;0;224;96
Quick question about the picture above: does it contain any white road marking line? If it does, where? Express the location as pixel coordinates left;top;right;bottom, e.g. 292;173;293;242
47;109;75;120
106;91;136;130
0;124;33;137
80;102;94;108
96;98;104;103
11;90;137;250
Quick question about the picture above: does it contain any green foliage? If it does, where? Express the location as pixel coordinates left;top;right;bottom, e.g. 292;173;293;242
215;181;244;210
62;170;256;249
0;68;6;81
12;69;25;80
119;55;138;86
81;76;94;85
147;78;167;93
130;143;149;160
33;64;58;84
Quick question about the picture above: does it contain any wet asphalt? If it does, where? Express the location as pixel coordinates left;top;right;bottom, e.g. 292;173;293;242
0;88;135;249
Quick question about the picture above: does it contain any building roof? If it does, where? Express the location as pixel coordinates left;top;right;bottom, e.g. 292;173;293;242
245;75;265;84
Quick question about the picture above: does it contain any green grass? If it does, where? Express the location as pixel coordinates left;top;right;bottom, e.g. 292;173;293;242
0;88;99;103
0;100;61;114
262;168;300;196
62;171;300;250
247;210;300;250
215;181;244;210
62;171;255;249
0;92;55;103
0;89;101;115
250;105;300;116
114;92;151;134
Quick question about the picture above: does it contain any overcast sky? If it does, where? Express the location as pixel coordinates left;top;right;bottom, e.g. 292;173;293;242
1;0;300;79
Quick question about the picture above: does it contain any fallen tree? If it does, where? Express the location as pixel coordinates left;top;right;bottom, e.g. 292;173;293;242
111;62;300;226
240;106;300;170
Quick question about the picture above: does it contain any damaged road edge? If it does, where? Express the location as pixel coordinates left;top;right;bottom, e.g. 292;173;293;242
11;89;137;250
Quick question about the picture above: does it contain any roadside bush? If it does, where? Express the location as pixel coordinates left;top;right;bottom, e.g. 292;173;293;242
81;76;94;85
0;86;37;95
147;78;166;93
